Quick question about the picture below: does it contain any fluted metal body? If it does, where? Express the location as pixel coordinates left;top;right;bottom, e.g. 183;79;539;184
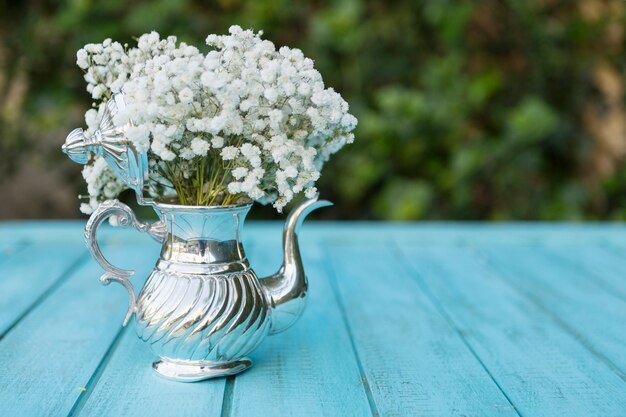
136;268;270;362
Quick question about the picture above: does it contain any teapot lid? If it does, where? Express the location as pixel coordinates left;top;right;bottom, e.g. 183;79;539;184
63;91;151;206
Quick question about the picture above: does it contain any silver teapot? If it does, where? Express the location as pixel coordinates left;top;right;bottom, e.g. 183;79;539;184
63;93;330;382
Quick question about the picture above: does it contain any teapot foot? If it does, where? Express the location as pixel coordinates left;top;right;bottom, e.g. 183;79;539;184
152;358;252;382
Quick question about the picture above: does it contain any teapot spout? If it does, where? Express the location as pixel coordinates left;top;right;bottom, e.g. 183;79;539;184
260;195;332;334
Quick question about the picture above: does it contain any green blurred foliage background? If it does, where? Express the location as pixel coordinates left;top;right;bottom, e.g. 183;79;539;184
1;0;626;220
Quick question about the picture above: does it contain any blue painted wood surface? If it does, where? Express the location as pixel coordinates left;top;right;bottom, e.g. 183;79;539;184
1;221;626;417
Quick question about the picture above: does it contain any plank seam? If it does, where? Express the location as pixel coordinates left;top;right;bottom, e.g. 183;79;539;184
66;325;129;417
0;240;30;267
220;376;236;417
0;251;89;342
592;241;626;301
392;243;523;417
541;242;626;303
603;239;626;256
470;245;626;384
321;243;381;417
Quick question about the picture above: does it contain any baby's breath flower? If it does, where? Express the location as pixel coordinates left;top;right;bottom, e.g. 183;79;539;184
221;146;239;160
76;25;357;210
232;167;248;179
190;137;210;156
211;136;225;148
80;157;125;214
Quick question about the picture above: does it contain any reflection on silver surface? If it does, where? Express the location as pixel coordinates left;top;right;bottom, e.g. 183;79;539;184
84;199;166;326
62;91;150;202
84;197;329;382
260;197;333;334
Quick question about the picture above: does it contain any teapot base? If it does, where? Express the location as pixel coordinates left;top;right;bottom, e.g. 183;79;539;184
152;357;252;382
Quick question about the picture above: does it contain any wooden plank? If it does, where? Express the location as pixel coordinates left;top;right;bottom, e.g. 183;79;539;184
326;241;519;417
74;326;226;417
0;241;26;266
560;243;626;300
249;222;626;246
3;222;626;417
478;243;626;377
4;221;626;246
0;241;159;417
0;221;85;244
226;230;374;417
398;244;626;416
4;221;621;246
0;221;153;245
0;242;87;336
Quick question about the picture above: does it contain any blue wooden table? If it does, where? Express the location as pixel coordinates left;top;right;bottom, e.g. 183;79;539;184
1;222;626;417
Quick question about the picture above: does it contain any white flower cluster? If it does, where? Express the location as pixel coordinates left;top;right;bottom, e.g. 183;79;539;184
75;26;357;212
79;157;125;214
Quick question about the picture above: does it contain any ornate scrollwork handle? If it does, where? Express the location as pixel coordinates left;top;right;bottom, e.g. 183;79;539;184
84;199;167;326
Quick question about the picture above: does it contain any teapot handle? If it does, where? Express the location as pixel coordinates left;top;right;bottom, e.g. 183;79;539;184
85;199;167;326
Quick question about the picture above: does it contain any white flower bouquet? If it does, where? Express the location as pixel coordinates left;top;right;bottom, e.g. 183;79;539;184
75;26;357;213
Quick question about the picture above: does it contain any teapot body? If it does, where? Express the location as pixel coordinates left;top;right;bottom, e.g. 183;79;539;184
84;196;329;382
137;202;271;380
136;266;271;380
86;200;275;381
